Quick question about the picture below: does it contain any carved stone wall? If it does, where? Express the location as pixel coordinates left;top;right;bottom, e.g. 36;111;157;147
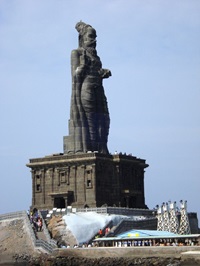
27;153;148;210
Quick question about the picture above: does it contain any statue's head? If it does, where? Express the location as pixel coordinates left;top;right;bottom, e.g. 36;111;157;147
75;21;97;49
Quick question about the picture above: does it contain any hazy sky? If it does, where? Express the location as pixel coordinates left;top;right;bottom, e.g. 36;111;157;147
0;1;199;224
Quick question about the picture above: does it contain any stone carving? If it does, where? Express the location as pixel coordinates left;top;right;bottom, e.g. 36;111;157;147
64;21;111;154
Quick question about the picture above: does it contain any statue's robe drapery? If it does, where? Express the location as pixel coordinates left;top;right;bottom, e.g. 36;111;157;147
66;48;110;154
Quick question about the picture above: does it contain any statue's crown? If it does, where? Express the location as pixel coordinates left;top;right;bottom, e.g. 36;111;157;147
75;21;93;35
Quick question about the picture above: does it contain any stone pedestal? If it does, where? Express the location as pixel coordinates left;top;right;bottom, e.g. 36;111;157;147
27;152;148;210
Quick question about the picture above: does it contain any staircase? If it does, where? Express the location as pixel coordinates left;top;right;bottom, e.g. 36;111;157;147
33;210;57;252
88;220;114;244
37;230;48;241
0;210;57;253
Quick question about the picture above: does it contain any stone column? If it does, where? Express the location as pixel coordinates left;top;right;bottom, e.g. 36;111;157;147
81;165;86;202
126;195;129;208
72;165;77;201
141;170;145;201
46;168;54;193
76;164;85;205
116;164;120;207
45;168;53;208
31;170;35;207
64;196;68;208
92;163;96;205
66;167;70;185
51;196;54;208
56;168;60;186
41;169;45;204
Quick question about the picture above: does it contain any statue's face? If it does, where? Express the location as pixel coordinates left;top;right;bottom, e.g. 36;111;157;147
83;28;96;48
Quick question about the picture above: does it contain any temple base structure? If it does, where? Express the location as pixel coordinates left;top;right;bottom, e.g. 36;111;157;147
27;152;148;210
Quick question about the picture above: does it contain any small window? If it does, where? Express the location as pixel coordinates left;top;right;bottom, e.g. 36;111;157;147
60;172;66;183
36;175;40;182
87;179;92;188
35;175;41;192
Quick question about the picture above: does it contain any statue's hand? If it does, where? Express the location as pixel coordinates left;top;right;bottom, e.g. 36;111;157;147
99;68;112;79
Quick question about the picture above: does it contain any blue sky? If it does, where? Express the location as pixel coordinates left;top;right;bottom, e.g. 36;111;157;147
0;0;200;223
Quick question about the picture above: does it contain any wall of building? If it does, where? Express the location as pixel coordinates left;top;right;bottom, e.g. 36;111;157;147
27;153;148;211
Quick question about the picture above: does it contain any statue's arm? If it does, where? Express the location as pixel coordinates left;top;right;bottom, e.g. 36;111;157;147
71;49;86;116
71;49;86;81
99;68;112;79
71;49;80;79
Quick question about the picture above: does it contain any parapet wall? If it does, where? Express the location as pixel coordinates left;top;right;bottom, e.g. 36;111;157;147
53;246;200;259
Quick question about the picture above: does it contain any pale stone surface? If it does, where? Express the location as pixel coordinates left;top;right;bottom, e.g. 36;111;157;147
47;215;77;247
0;218;38;264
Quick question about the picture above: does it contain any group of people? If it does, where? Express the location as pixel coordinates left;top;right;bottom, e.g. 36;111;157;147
60;243;94;249
97;227;111;238
29;210;43;232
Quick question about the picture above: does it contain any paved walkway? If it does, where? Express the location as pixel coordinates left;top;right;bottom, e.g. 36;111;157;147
37;230;48;241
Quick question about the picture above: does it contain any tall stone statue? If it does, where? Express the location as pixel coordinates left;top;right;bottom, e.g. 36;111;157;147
64;21;111;154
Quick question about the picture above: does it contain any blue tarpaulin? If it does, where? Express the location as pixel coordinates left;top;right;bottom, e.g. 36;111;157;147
117;229;179;239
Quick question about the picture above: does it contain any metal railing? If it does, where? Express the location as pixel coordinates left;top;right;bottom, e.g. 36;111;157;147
44;206;154;219
38;210;57;247
35;239;53;253
24;212;38;243
75;207;153;216
76;207;107;214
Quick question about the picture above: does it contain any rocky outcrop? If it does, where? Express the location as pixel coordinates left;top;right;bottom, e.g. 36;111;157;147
0;218;39;265
47;215;77;247
30;255;182;266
